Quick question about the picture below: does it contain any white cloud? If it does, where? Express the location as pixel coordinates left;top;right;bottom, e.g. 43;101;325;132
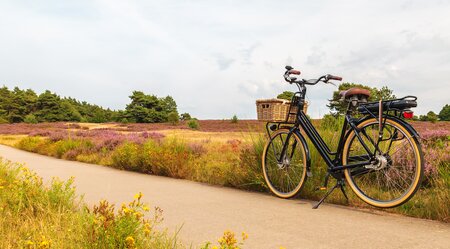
0;0;449;119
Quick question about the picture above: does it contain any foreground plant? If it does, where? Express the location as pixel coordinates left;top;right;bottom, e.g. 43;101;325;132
0;159;183;248
201;230;248;249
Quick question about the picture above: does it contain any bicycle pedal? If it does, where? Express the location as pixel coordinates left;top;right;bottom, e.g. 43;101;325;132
315;186;327;191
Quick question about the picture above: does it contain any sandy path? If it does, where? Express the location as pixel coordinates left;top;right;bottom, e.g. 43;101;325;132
0;145;448;249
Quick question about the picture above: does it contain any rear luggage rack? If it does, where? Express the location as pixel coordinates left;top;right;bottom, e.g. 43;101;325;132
358;96;417;114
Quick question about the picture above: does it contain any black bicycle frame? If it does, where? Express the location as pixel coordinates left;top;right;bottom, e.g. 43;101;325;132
272;84;379;174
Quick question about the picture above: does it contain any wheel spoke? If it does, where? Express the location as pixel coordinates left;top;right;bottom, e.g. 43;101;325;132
263;130;307;198
344;119;422;206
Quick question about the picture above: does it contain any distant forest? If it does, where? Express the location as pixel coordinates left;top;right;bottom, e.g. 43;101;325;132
0;86;179;124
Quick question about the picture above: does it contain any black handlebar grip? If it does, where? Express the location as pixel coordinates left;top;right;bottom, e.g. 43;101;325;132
329;75;342;81
289;69;301;75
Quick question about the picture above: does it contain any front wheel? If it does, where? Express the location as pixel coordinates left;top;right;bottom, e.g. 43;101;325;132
262;129;307;198
342;117;423;208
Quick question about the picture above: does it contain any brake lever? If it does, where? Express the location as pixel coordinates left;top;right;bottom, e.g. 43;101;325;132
326;81;337;87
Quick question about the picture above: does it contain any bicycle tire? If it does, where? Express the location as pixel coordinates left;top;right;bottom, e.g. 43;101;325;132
342;117;423;208
262;129;308;198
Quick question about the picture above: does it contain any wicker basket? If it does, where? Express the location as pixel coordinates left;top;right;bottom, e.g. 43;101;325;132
256;98;308;122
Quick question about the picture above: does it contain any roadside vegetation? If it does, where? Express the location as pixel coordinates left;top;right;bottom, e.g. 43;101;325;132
0;119;448;222
0;159;184;248
0;159;250;248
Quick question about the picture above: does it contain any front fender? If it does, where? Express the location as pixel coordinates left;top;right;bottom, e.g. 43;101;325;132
294;130;311;173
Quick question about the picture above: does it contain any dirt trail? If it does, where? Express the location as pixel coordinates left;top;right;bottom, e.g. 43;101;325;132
0;145;448;249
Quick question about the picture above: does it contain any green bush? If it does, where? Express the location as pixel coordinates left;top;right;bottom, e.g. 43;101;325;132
111;142;141;171
438;104;450;121
0;116;9;124
180;112;191;121
320;114;344;131
167;111;179;125
231;115;238;124
187;119;199;129
16;137;44;152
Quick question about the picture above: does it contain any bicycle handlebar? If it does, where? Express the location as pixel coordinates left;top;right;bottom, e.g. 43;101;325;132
283;66;342;85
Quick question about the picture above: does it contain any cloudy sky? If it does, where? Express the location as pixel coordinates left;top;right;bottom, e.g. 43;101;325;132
1;0;449;119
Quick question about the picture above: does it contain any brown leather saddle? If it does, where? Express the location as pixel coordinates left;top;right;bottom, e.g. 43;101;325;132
339;88;371;99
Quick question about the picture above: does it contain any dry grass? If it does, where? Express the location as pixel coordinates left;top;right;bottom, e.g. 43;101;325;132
158;129;260;143
0;135;28;146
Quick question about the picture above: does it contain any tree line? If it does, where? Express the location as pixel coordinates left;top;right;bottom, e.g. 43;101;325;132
0;86;186;123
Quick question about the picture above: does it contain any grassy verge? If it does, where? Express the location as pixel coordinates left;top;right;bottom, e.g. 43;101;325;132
0;158;186;248
0;159;250;249
1;123;448;222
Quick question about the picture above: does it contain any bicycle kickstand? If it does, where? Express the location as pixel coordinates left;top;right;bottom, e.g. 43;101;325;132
312;180;347;209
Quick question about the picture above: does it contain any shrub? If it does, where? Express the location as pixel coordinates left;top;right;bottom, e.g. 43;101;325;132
0;117;9;124
53;139;83;158
180;112;191;120
231;115;238;124
16;136;44;152
438;104;450;121
141;139;191;178
24;114;38;124
187;119;199;129
167;111;179;125
320;114;344;131
111;142;141;171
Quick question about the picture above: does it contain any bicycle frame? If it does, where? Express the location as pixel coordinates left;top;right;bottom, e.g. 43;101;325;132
267;84;380;176
263;67;423;208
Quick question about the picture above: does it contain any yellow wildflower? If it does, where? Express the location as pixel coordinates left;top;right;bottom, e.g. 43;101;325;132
143;205;150;211
38;236;51;249
241;231;248;240
24;240;34;248
134;211;143;219
134;192;143;200
218;230;237;246
125;236;135;249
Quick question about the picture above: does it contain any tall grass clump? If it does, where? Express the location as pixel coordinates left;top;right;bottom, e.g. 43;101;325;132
395;129;450;221
0;159;185;248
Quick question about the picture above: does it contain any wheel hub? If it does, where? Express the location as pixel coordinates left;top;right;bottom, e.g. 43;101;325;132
365;154;388;170
277;156;291;169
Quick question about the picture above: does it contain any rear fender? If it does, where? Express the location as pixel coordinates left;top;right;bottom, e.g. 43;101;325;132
364;115;420;138
344;115;421;144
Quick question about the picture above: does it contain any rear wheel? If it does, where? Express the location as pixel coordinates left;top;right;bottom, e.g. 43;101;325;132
343;118;423;208
262;129;307;198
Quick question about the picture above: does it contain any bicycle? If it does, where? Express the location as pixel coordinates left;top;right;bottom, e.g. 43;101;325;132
262;66;424;209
